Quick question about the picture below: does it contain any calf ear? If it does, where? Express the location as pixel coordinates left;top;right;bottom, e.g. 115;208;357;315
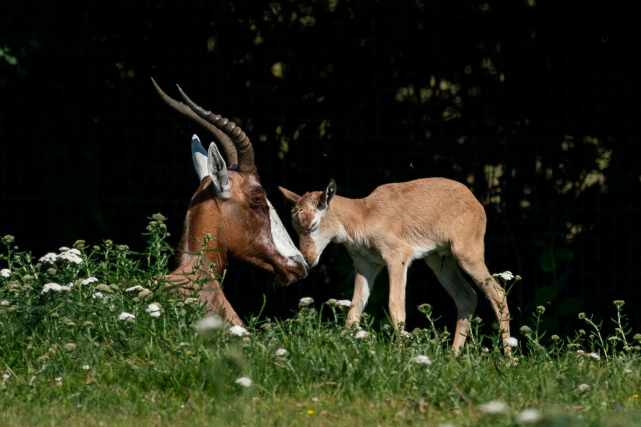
317;179;336;211
278;187;302;204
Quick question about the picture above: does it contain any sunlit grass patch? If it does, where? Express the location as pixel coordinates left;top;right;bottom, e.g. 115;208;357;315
1;217;641;426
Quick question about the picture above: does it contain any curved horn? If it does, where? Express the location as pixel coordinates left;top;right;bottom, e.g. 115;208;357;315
176;85;255;172
151;78;238;167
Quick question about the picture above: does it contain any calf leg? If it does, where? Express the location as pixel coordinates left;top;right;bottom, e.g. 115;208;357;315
425;253;478;353
347;256;383;327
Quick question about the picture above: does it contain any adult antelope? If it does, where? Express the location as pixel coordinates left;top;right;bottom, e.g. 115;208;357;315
152;79;307;325
279;178;512;353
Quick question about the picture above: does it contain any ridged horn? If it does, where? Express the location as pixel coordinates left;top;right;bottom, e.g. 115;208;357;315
176;85;254;172
151;78;238;167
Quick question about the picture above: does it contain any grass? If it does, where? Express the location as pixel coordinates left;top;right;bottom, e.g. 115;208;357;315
1;215;640;426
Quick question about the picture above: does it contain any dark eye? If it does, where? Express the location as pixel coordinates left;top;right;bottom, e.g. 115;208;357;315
252;195;263;205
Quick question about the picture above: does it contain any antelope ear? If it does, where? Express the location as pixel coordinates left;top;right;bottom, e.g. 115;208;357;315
318;179;336;211
205;138;231;199
278;186;302;204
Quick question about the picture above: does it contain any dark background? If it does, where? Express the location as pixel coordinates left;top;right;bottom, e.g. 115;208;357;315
1;0;640;338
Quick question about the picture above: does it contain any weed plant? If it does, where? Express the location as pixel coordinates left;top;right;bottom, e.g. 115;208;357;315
1;216;640;426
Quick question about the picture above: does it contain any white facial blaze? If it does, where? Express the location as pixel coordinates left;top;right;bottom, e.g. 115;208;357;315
308;212;332;268
267;199;306;267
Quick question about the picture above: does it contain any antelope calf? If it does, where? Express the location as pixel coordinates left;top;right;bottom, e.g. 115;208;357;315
279;178;511;353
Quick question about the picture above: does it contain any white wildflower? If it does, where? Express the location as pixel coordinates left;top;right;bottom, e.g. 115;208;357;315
68;248;81;256
336;300;352;308
624;368;632;374
39;253;58;264
194;316;223;334
410;355;432;365
125;285;144;292
2;373;10;380
149;311;161;318
145;303;161;314
59;247;70;252
576;349;585;354
299;297;314;307
504;337;519;348
577;383;590;392
495;271;514;281
482;347;490;353
184;298;199;304
354;330;369;339
118;312;135;321
235;377;252;387
480;400;508;414
42;283;71;294
91;292;104;299
517;408;542;424
82;365;90;371
1;300;10;306
275;348;288;357
57;251;83;264
80;277;98;285
400;330;412;338
589;352;600;360
0;269;10;278
311;397;319;402
55;376;63;386
229;325;250;336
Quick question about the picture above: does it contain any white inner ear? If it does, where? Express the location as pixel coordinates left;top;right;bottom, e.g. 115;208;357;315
267;199;306;267
191;135;209;182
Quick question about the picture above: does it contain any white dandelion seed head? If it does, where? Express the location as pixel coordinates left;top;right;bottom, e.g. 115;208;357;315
118;312;135;321
1;300;10;306
517;408;542;424
336;300;352;308
275;348;288;357
0;269;10;278
235;377;252;387
82;365;90;371
80;277;98;285
504;337;519;348
589;352;600;360
42;283;71;294
229;325;250;336
57;251;83;264
480;400;508;414
298;297;314;307
577;383;590;392
125;285;145;292
39;253;58;264
410;355;432;365
354;330;369;339
194;316;223;334
91;292;104;299
494;271;514;281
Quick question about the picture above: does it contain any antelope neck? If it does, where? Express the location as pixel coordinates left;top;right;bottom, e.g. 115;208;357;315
326;196;368;244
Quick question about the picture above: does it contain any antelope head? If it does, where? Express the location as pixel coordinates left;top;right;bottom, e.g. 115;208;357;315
152;79;307;284
279;179;336;268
